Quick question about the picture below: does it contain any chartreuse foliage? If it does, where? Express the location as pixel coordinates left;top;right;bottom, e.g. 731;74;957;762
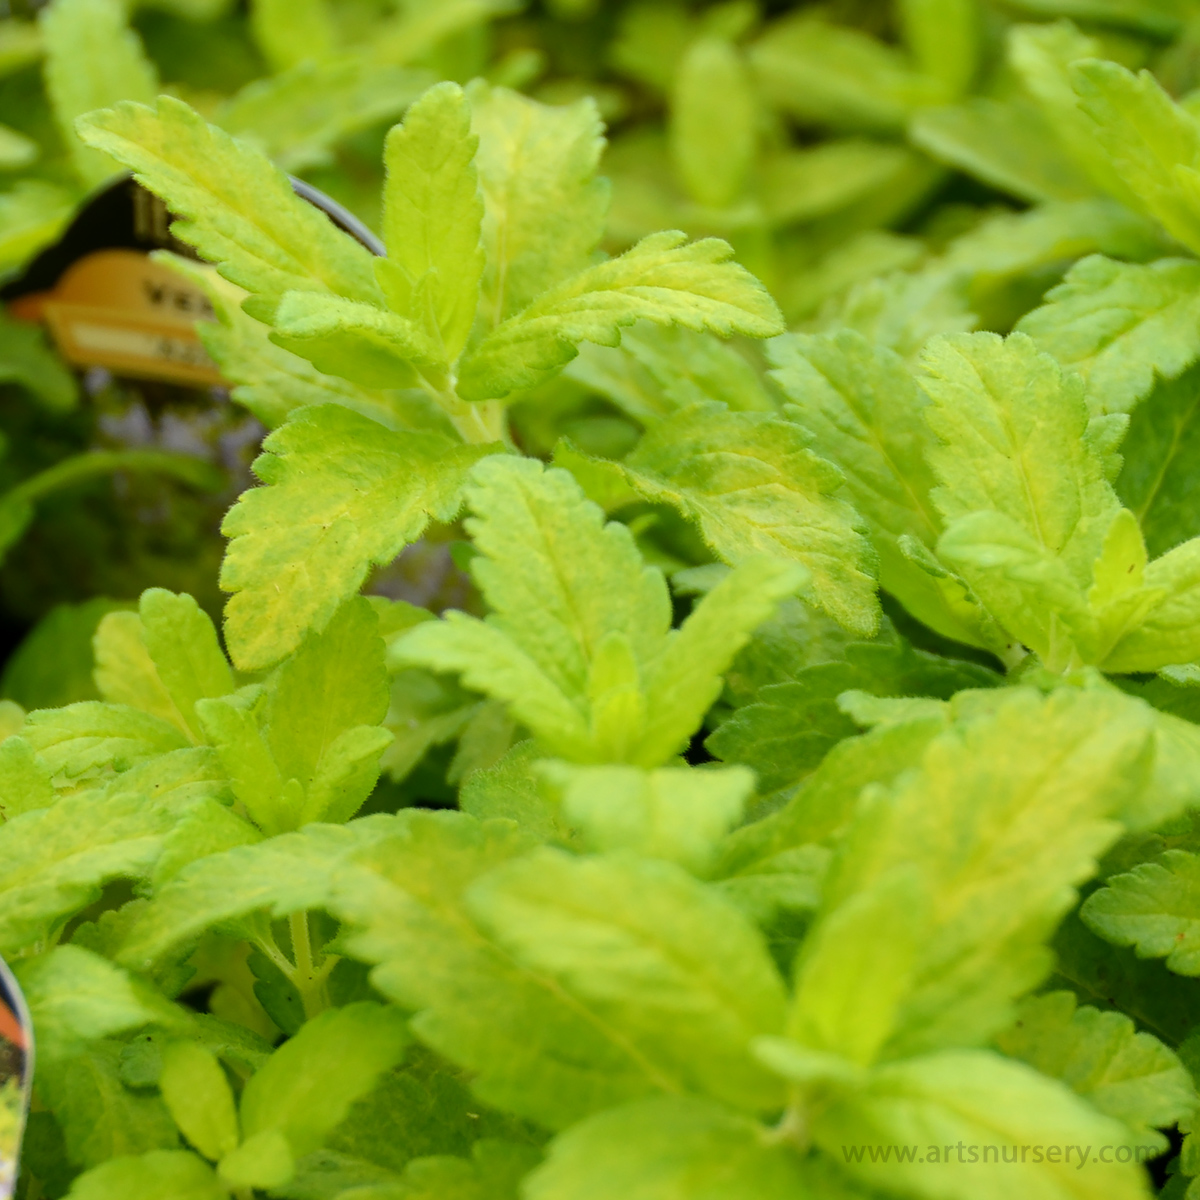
20;10;1200;1198
74;82;813;674
772;326;1200;679
2;0;479;273
7;445;1200;1197
392;456;807;766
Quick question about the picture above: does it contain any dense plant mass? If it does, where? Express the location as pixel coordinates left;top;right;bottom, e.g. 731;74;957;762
14;0;1200;1198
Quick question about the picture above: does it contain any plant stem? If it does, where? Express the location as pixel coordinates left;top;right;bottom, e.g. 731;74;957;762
5;448;224;508
253;915;334;1021
999;642;1029;673
764;1100;809;1151
443;396;509;445
289;910;313;979
288;910;337;1020
414;366;509;445
289;909;317;1015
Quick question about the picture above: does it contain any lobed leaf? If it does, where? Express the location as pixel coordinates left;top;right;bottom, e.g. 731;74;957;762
996;991;1196;1142
1071;58;1200;255
565;321;774;426
1008;21;1140;207
768;330;992;644
395;457;802;765
1117;364;1200;557
469;848;788;1113
381;81;484;361
468;82;609;327
828;688;1148;1059
1017;255;1200;417
1082;850;1200;975
563;403;878;635
76;96;383;323
269;291;441;386
457;231;783;401
166;257;428;432
330;811;662;1129
221;404;498;670
117;817;402;970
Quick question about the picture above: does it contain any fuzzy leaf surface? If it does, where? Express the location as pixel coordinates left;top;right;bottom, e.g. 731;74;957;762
768;330;1001;648
564;403;878;635
1082;850;1200;976
76;97;383;322
469;82;609;325
381;81;484;360
1017;255;1200;417
221;404;498;670
469;848;787;1113
457;232;783;401
330;811;671;1129
393;457;803;764
995;991;1196;1141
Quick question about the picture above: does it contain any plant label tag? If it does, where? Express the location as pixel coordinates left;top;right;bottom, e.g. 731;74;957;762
3;178;221;388
2;174;382;390
0;956;31;1200
11;247;223;387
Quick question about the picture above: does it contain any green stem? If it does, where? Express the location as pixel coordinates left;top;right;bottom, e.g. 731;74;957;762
254;917;337;1021
289;910;314;981
5;449;224;507
289;910;336;1020
764;1104;808;1151
443;397;509;445
999;642;1030;673
252;931;295;981
414;366;509;445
